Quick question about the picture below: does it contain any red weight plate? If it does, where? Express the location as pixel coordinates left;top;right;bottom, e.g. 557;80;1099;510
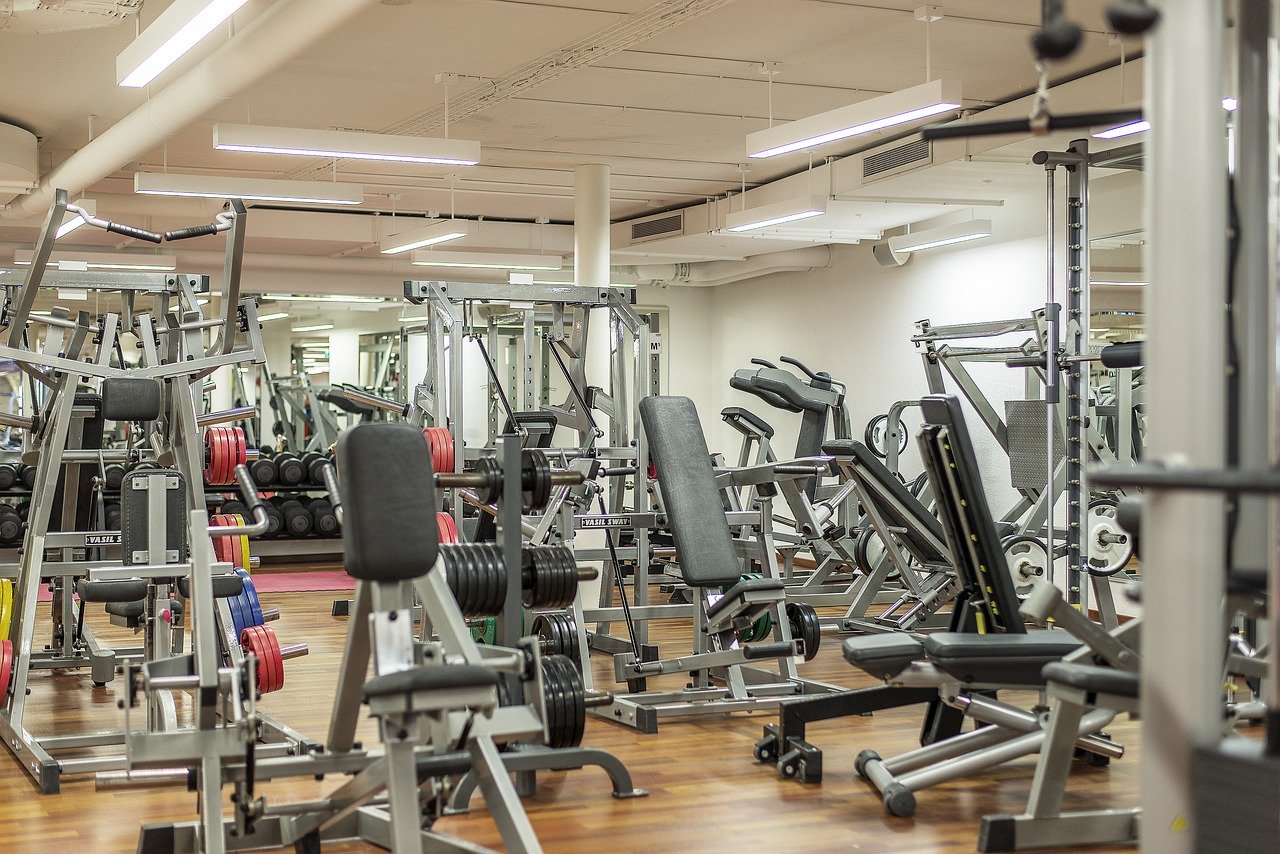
0;639;11;700
241;625;273;694
203;430;216;483
441;429;454;474
218;427;233;485
267;626;285;692
422;428;439;473
208;428;225;486
231;427;247;469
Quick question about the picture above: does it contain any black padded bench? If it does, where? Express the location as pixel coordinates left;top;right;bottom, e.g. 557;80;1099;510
641;395;785;631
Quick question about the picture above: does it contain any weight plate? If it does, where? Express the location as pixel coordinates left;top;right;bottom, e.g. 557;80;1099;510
0;579;11;640
853;526;887;576
436;511;459;545
1002;535;1049;595
785;602;821;662
241;573;264;626
865;414;908;459
736;574;772;643
0;639;12;700
1086;499;1133;576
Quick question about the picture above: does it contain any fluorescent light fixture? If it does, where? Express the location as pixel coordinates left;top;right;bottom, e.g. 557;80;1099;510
725;195;827;233
411;250;564;270
135;172;364;205
1093;120;1150;139
747;79;962;159
56;198;96;239
118;0;251;88
888;219;992;254
257;312;289;321
14;248;177;271
1095;98;1235;139
380;219;470;254
292;324;334;333
260;294;386;304
214;124;480;166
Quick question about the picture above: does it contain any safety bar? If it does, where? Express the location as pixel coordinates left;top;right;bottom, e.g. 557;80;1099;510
922;109;1143;141
196;405;257;427
330;385;409;416
1091;463;1280;495
206;465;269;536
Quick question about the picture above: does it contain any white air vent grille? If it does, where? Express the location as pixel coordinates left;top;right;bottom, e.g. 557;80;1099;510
863;139;932;180
629;212;684;243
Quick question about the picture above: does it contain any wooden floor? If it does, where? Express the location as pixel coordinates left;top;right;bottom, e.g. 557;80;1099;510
0;590;1141;853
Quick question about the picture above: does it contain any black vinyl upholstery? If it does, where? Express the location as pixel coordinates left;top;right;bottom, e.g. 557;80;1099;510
842;634;926;680
720;406;775;439
101;378;162;422
919;395;1025;633
176;573;246;599
338;423;438;582
823;439;948;564
923;631;1079;685
1042;661;1140;698
640;396;742;588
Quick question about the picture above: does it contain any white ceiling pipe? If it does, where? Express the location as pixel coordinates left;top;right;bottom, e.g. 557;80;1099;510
2;0;382;219
625;246;831;288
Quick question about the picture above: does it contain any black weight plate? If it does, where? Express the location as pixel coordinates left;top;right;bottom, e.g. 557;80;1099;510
551;654;585;748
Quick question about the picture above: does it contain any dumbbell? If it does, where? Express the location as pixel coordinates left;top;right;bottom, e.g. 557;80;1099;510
249;456;278;487
307;498;339;537
258;501;284;538
300;452;332;485
104;500;121;531
269;496;312;538
103;463;127;491
0;504;21;545
0;463;18;491
13;500;29;522
273;452;306;486
220;499;249;517
19;464;36;490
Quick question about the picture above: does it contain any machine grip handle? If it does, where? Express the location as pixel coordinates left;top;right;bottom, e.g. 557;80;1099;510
106;221;164;244
164;224;221;241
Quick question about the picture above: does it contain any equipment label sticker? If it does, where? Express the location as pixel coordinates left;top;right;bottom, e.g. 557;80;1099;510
578;515;632;529
84;533;123;546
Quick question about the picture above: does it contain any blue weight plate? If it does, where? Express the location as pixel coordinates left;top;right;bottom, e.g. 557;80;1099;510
241;574;264;626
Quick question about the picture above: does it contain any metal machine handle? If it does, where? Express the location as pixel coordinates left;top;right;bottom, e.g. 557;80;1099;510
163;224;221;241
206;465;270;536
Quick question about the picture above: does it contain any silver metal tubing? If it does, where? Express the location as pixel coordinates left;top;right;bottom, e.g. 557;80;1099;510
204;465;270;536
437;470;585;489
331;386;408;415
95;768;192;789
196;405;257;427
0;411;34;430
320;462;343;525
279;642;309;661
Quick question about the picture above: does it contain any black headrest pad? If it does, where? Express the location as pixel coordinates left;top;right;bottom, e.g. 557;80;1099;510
337;423;438;581
102;378;162;422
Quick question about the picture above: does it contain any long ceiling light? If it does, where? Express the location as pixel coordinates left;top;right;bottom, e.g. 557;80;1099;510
293;323;334;333
1094;97;1236;139
117;0;251;88
56;198;96;239
135;172;364;205
257;312;290;321
725;195;827;233
888;219;992;254
14;249;177;271
214;124;480;166
747;79;962;159
380;219;471;254
411;250;564;270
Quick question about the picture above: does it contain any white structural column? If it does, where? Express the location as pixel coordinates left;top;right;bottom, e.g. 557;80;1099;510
574;164;614;433
327;329;361;386
1141;2;1228;851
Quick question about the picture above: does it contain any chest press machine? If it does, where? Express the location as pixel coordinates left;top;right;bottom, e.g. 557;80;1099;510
0;191;315;795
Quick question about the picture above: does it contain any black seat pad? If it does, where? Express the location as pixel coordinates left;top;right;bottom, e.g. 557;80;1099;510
77;579;147;603
842;634;926;680
706;576;785;620
362;665;499;701
176;573;245;599
823;439;948;564
338;423;439;582
923;631;1079;685
1042;662;1140;699
641;396;741;588
720;407;774;439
